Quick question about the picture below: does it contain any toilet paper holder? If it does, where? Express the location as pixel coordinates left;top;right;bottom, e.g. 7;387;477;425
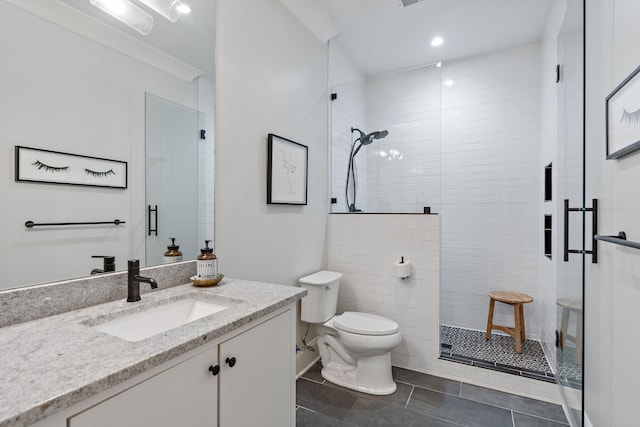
395;256;411;280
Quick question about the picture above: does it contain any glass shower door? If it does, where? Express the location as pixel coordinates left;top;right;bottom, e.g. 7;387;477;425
556;0;585;425
145;94;200;266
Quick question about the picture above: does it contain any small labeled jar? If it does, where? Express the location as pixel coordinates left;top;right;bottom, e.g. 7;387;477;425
197;240;217;279
164;238;183;264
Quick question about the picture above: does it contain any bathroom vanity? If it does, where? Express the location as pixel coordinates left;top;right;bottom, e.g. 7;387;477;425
0;274;305;427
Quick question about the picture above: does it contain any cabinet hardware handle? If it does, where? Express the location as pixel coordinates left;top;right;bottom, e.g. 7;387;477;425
208;365;220;376
225;357;237;368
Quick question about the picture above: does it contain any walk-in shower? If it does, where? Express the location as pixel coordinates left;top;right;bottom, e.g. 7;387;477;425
329;1;584;424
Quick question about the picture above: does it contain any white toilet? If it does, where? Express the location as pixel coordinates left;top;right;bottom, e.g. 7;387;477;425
299;270;401;395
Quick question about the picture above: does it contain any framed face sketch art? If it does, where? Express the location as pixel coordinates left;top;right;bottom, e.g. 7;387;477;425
15;146;128;188
266;134;308;205
606;64;640;160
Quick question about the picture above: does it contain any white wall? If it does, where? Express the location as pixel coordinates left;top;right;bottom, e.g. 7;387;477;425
215;0;329;366
439;44;543;338
585;0;640;426
214;0;328;285
0;2;201;290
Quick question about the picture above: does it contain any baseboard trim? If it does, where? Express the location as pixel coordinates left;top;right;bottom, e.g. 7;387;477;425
295;337;320;379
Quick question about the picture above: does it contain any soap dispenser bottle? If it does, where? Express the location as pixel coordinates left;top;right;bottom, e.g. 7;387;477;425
197;240;217;279
163;238;183;264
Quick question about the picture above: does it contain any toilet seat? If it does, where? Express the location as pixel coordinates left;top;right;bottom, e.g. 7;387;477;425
333;312;399;336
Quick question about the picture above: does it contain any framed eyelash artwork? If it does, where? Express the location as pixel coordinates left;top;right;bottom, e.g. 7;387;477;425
14;146;128;189
606;64;640;160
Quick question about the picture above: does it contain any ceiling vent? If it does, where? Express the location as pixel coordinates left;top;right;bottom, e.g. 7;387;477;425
401;0;423;7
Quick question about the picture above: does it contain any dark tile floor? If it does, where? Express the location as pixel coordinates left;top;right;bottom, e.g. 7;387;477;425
297;362;569;427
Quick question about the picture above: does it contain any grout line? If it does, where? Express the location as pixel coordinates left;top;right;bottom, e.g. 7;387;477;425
301;377;327;386
404;385;415;409
296;404;319;414
511;409;570;425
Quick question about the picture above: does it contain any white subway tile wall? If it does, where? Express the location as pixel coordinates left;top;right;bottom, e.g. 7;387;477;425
331;44;546;338
328;214;440;372
439;44;542;339
366;66;442;214
539;19;560;367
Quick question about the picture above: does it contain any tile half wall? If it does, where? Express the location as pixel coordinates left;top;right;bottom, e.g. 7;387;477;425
327;213;559;403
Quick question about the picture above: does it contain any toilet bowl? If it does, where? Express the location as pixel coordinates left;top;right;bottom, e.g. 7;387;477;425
299;271;402;395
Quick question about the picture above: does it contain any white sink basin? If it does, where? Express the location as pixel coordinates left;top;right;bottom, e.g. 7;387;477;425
92;298;228;342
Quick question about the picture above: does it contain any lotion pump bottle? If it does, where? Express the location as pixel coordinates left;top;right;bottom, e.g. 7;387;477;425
197;240;217;279
163;238;183;264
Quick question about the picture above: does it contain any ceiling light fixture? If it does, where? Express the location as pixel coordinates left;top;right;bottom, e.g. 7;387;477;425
138;0;191;22
176;3;191;14
431;36;444;47
90;0;153;35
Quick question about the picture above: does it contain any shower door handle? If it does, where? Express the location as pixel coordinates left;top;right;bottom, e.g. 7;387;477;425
563;199;598;263
148;205;158;236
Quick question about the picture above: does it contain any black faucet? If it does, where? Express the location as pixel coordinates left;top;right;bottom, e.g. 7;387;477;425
127;259;158;302
91;255;116;275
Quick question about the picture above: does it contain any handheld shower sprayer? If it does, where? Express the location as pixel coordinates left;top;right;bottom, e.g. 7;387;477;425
346;127;389;212
351;128;390;156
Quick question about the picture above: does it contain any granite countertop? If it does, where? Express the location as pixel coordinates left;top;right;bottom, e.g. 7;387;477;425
0;278;306;427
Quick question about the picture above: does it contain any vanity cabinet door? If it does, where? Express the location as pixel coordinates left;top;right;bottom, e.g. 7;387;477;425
68;346;218;427
218;309;293;427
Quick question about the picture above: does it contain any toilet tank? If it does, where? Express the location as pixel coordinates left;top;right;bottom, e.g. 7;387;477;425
299;270;343;323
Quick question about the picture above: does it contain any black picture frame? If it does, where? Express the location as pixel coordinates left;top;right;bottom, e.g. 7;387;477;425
15;146;128;189
606;64;640;160
267;134;308;205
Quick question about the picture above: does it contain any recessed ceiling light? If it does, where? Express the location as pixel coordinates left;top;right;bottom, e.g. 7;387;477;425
436;62;442;68
176;3;191;14
443;79;454;87
431;37;444;47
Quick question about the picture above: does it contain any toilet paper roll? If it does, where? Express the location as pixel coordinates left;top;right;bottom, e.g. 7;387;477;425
394;261;411;279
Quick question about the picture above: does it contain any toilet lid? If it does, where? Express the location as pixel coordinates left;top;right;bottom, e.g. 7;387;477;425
333;312;399;336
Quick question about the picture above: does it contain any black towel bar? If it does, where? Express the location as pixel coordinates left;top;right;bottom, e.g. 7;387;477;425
25;219;125;228
594;232;640;250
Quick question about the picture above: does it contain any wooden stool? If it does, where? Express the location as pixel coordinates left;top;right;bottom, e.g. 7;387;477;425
486;290;534;353
557;298;583;365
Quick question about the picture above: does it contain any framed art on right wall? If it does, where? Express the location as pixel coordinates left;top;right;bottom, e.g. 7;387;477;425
606;64;640;159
